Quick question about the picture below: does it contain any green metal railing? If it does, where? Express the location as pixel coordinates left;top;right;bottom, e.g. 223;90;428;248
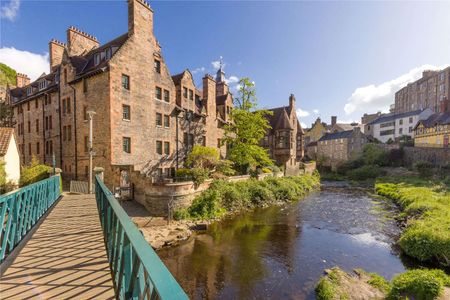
95;175;188;300
0;176;61;263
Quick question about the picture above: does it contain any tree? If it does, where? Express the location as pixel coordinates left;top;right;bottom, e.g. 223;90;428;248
186;145;220;170
223;77;273;173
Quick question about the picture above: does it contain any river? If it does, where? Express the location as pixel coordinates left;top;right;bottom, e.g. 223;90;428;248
158;181;410;299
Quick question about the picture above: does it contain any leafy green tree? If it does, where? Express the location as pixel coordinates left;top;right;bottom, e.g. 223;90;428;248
186;145;220;170
223;77;273;173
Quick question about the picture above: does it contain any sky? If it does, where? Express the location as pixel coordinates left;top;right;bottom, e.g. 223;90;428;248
1;0;449;128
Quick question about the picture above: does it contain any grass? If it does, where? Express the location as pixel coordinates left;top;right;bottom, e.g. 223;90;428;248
174;171;321;220
375;176;450;267
354;268;391;293
315;268;343;300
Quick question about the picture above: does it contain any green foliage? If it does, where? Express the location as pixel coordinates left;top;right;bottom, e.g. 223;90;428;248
388;269;450;300
346;165;383;181
0;63;17;86
215;160;235;176
175;168;191;179
358;270;391;293
0;161;6;187
261;167;272;174
179;173;320;220
186;146;219;170
20;157;52;187
223;77;273;173
361;144;389;166
269;165;281;173
315;277;336;300
414;161;434;178
190;168;209;186
376;178;450;266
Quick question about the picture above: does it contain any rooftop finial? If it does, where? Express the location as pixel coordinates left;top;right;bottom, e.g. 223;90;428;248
216;56;225;83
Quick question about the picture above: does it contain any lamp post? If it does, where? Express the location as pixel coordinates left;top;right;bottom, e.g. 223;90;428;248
87;110;96;194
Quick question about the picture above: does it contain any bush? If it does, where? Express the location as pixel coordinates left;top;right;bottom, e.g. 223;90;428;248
186;146;219;170
261;167;272;174
346;165;382;181
20;158;52;187
388;269;450;300
415;161;434;178
175;168;191;179
216;160;236;176
190;168;209;186
361;144;389;166
269;165;281;173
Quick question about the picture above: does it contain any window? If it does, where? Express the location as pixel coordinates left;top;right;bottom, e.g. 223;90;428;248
49;140;53;155
64;69;67;84
155;86;162;100
123;137;131;153
409;117;413;123
409;126;413;133
156;113;162;126
94;53;101;65
84;106;88;121
183;87;188;98
399;119;403;125
66;98;71;113
154;59;161;73
164;115;170;128
184;133;194;149
35;99;38;108
83;79;88;93
27;87;32;96
380;129;395;136
49;116;53;130
189;89;193;101
217;138;221;148
123;105;130;120
38;80;47;90
68;125;71;141
27;102;30;111
63;126;67;141
28;121;30;133
439;84;445;92
63;98;66;114
28;143;31;156
122;74;130;90
163;90;170;102
36;119;39;133
156;141;163;155
399;128;403;135
36;142;40;155
380;122;395;128
164;142;170;155
105;48;112;60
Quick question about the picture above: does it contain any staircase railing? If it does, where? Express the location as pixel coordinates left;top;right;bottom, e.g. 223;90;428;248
0;175;61;263
95;175;188;300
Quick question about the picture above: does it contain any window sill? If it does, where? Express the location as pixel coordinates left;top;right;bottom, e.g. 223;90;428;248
123;119;131;122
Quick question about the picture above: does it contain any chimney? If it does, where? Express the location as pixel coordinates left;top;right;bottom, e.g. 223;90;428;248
331;116;337;126
49;39;66;71
289;94;296;110
16;73;30;88
66;26;99;56
440;97;449;113
202;74;216;116
128;0;154;37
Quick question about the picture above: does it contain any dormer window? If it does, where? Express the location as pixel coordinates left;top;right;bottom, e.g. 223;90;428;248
154;59;161;73
38;80;47;90
26;87;32;96
94;53;101;66
105;48;112;60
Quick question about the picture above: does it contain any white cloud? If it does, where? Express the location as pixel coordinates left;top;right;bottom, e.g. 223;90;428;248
225;75;239;84
191;67;205;75
344;64;449;115
296;108;310;118
0;47;49;81
1;0;20;21
313;109;319;114
300;122;307;128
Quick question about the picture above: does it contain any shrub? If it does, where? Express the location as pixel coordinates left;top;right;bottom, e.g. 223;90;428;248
175;168;191;179
186;146;219;170
361;144;389;166
388;269;450;300
261;167;272;174
190;168;209;186
346;165;382;181
269;165;281;173
415;161;434;178
20;157;52;187
216;160;236;176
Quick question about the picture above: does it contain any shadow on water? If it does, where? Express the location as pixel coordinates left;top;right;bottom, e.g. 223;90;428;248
158;181;413;300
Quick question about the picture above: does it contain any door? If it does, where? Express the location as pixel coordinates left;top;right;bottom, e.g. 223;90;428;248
444;134;449;148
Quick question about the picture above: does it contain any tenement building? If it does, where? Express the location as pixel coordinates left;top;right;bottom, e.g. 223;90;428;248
394;67;450;114
414;98;450;148
7;0;304;187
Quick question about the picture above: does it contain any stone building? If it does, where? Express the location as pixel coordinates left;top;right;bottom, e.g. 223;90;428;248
262;94;304;175
317;127;368;170
7;0;234;188
394;67;450;114
414;98;450;148
304;117;328;160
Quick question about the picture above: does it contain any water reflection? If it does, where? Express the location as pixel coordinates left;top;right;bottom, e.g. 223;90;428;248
158;183;407;299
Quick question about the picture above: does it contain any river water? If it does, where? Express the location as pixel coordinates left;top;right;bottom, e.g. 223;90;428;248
158;181;409;299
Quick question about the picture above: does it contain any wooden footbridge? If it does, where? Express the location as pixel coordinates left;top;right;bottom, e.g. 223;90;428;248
0;176;188;300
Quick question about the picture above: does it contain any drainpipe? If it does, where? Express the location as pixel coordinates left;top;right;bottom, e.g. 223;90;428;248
68;84;78;180
57;87;63;168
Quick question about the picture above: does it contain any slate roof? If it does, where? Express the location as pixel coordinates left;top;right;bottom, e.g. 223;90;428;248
0;127;14;156
266;106;293;130
367;109;423;125
416;112;450;128
318;130;354;141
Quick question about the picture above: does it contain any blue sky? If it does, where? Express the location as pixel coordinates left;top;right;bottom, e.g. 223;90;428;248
1;0;449;127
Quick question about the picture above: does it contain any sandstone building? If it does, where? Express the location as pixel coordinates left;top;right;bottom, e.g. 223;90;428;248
7;0;304;188
394;67;450;114
414;98;450;148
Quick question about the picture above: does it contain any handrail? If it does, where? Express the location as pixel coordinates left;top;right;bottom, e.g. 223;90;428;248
0;175;61;263
94;175;188;300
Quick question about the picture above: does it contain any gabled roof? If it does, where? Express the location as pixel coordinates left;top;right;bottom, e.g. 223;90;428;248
171;72;184;86
318;130;354;141
368;109;424;125
266;106;288;129
0;127;14;156
415;111;450;129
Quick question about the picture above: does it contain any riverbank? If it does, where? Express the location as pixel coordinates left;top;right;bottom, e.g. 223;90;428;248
173;172;321;220
316;267;450;300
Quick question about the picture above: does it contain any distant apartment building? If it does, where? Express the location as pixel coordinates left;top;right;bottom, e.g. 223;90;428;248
317;128;368;170
414;98;450;148
361;111;383;135
367;109;433;143
394;67;450;114
6;0;305;187
262;94;304;175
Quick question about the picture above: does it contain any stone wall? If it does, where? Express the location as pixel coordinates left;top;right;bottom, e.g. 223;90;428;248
403;146;450;167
